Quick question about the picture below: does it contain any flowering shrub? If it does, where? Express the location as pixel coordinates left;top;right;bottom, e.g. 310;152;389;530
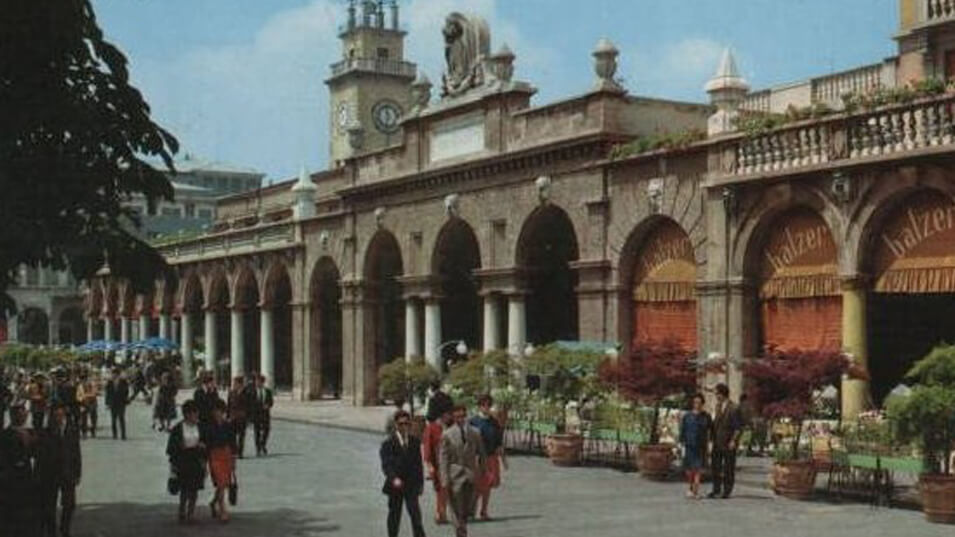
598;339;697;444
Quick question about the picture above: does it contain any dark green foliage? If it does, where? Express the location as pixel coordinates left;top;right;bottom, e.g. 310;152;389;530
0;0;179;312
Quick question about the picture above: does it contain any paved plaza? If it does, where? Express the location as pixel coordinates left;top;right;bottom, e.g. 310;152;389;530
61;400;951;537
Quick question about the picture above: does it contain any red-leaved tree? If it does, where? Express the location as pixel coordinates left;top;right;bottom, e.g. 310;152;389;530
742;346;867;459
598;339;698;444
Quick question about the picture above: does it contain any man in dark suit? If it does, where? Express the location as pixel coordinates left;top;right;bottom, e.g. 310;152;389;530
37;402;82;537
708;382;743;499
0;401;37;536
104;368;130;440
251;374;273;456
380;410;426;537
192;372;220;426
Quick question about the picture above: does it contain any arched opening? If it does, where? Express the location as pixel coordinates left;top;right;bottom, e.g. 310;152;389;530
106;282;121;341
864;190;955;403
19;307;49;345
433;218;481;361
88;284;104;339
516;205;579;344
207;272;231;384
752;208;841;352
311;257;343;399
182;273;205;372
622;218;697;350
233;268;261;379
364;230;404;400
266;265;294;391
58;307;86;345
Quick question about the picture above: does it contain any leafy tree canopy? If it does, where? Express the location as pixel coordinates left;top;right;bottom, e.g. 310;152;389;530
0;0;179;313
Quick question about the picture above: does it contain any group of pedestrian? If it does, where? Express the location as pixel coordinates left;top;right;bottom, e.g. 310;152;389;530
165;371;274;524
0;395;82;536
381;384;505;537
678;383;744;500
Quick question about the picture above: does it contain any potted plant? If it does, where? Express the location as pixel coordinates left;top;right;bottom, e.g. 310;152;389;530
598;339;697;480
743;346;859;499
524;344;603;466
886;344;955;524
377;356;440;436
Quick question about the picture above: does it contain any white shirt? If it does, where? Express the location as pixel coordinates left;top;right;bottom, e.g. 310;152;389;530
182;422;200;448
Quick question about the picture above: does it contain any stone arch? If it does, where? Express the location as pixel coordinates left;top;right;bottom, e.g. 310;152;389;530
232;264;261;378
180;272;204;315
18;306;49;345
432;217;482;355
855;183;955;403
618;216;698;352
263;261;294;389
58;306;86;345
515;204;580;344
363;229;405;401
88;281;104;319
310;256;343;399
743;203;841;353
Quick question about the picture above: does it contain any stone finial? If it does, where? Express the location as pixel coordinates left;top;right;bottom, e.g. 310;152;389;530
705;48;749;136
592;38;624;93
292;164;317;220
488;44;515;85
410;72;432;115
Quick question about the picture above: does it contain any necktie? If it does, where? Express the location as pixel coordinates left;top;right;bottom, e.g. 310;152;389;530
460;425;466;445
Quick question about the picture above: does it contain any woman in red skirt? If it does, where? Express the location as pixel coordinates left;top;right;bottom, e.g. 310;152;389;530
202;399;236;522
421;398;452;524
470;394;505;520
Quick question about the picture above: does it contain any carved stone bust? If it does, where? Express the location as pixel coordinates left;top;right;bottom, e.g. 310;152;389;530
441;12;491;98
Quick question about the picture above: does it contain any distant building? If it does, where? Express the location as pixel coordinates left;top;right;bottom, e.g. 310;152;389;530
0;154;263;345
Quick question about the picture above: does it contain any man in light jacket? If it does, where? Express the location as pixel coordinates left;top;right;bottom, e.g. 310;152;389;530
439;404;485;537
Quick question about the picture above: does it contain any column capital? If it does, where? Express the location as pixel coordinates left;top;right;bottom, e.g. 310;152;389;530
840;274;871;291
396;274;442;299
473;266;525;295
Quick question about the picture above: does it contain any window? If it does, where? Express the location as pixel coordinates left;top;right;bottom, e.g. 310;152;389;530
377;47;389;59
161;207;182;217
26;267;38;286
146;203;157;216
184;203;195;218
198;208;214;219
231;178;242;191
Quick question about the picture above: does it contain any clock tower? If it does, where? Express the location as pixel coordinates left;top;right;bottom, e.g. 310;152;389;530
326;0;417;166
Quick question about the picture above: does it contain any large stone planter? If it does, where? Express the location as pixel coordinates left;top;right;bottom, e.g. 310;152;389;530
637;443;674;481
545;433;583;466
771;460;817;500
920;474;955;524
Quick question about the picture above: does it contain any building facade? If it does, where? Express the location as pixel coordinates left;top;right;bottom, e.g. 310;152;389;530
85;1;955;416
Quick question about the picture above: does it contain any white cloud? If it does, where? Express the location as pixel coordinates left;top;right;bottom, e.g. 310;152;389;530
126;0;548;180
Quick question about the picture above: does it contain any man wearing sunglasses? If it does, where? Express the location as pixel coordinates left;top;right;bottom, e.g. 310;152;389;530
380;410;426;537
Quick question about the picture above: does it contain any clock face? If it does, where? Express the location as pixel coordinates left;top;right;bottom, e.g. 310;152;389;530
372;100;402;134
336;102;350;130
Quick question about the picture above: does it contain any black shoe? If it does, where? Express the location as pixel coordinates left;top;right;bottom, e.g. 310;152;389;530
721;492;731;499
707;491;721;499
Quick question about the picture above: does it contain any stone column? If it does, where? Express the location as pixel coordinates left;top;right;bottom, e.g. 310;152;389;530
841;277;870;419
507;293;527;357
181;313;194;386
48;316;59;345
204;310;217;377
103;317;114;341
86;318;94;343
120;317;130;363
139;314;149;340
230;308;245;380
159;314;171;340
482;294;502;352
171;317;180;346
424;298;442;369
404;298;421;361
260;308;275;390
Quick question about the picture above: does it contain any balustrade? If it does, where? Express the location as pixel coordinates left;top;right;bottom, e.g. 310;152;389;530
927;0;955;21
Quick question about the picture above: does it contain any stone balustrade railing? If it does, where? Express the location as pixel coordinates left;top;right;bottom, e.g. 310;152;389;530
157;221;298;261
811;63;883;106
716;93;955;180
927;0;955;21
741;90;770;113
329;58;416;79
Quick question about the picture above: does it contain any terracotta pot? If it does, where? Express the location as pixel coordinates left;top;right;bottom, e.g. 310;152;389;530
771;460;817;500
545;433;583;466
637;444;674;481
920;474;955;524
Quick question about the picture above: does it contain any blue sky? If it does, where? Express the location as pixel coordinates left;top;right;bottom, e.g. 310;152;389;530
91;0;897;182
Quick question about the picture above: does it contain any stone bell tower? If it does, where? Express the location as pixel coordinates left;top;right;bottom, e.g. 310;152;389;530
326;0;417;166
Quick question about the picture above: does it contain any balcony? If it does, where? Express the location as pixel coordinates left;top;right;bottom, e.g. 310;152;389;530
710;92;955;185
328;58;416;80
156;222;299;262
926;0;955;22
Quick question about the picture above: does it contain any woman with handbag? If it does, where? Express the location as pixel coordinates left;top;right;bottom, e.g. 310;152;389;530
166;400;206;523
202;398;237;522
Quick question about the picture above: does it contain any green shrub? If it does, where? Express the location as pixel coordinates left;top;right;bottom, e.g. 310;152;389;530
377;356;440;414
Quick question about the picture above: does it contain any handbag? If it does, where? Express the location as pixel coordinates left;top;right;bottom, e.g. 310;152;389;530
167;465;180;496
228;470;238;506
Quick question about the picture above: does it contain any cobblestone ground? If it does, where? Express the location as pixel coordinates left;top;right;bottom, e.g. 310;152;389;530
68;401;952;537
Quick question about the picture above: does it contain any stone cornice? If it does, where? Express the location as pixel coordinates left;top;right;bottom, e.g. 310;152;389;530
337;133;622;203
